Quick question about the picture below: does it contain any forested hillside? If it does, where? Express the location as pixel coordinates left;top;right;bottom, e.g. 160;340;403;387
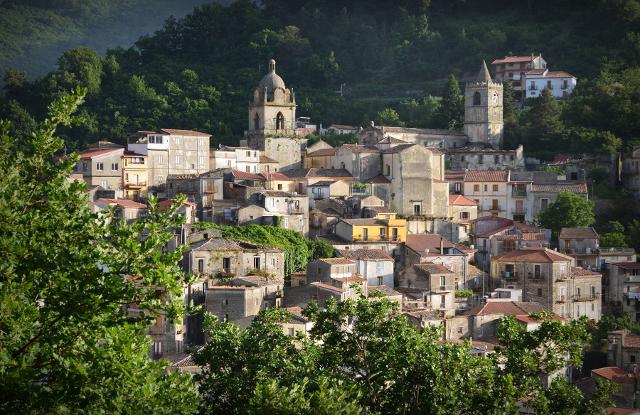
0;0;217;77
2;0;640;156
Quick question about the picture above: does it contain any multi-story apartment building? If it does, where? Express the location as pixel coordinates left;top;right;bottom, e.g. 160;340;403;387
463;170;510;217
491;54;547;101
559;227;600;269
128;129;211;191
337;249;395;288
491;247;601;321
210;146;261;173
254;190;309;235
74;145;125;194
122;151;148;201
398;263;460;317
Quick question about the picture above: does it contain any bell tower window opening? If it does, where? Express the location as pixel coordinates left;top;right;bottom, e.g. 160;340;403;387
473;91;481;106
254;113;260;130
276;112;285;130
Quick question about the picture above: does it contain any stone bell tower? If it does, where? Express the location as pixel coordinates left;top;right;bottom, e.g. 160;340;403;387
464;60;504;149
245;59;305;171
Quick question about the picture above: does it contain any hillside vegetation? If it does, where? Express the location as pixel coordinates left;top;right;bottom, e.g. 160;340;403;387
2;0;640;157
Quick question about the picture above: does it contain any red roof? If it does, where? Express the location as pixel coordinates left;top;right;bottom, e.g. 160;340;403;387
311;282;346;293
337;249;393;261
367;174;391;184
414;263;454;275
492;56;536;64
571;267;601;278
492;248;572;263
78;148;123;159
449;194;478;206
230;169;266;181
605;407;639;415
592;367;634;384
259;155;279;164
464;170;509;182
306;148;336;157
466;301;546;316
262;172;292;181
514;314;563;324
123;151;146;157
406;234;455;255
318;257;354;265
158;199;196;210
445;170;466;180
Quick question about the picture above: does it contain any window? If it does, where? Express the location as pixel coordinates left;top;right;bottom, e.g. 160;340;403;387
199;156;205;167
591;286;596;298
224;314;229;322
492;184;498;192
82;162;88;172
541;198;549;210
440;294;446;309
632;355;637;363
175;155;181;165
246;166;250;172
479;155;484;164
222;299;228;305
96;162;104;171
363;228;369;241
413;203;421;215
253;257;261;270
494;155;499;164
288;327;295;336
473;184;480;192
537;288;542;296
460;212;469;220
473;91;481;105
484;184;488;192
547;80;552;89
534;264;541;278
379;227;386;238
276;112;285;130
377;276;383;286
197;258;204;273
223;257;231;273
246;151;251;157
385;164;391;176
492;199;499;210
111;162;118;171
508;72;513;78
277;184;283;190
440;275;446;288
458;326;463;334
154;341;162;356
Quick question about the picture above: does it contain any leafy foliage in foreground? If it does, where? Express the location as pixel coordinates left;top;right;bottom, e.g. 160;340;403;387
0;89;198;413
195;296;614;414
194;223;335;275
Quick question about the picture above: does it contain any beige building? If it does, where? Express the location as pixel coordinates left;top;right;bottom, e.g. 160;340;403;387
559;227;600;269
398;263;460;316
463;170;510;217
128;129;211;191
335;144;381;182
381;143;448;218
304;147;336;169
491;248;601;321
74;146;125;194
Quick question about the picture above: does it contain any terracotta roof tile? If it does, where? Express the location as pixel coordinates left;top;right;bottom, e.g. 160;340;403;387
311;281;346;293
559;227;598;240
337;249;393;261
78;148;124;159
592;367;634;384
366;174;391;184
571;267;601;278
406;234;455;254
318;257;354;265
329;124;358;130
306;148;336;157
259;155;279;163
230;169;266;181
160;128;210;136
492;248;572;263
340;144;380;153
465;301;546;316
414;263;454;275
464;170;509;182
449;194;479;206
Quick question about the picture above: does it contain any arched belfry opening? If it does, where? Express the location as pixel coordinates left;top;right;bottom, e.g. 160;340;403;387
276;112;284;130
254;113;260;130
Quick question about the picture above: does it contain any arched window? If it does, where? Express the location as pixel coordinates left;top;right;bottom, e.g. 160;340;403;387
254;113;260;130
276;112;284;130
473;91;481;106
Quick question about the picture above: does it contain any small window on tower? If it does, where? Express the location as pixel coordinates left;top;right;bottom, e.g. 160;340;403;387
473;92;481;106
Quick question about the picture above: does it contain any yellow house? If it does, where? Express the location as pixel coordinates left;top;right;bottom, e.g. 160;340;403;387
122;151;148;201
334;216;407;243
263;172;296;192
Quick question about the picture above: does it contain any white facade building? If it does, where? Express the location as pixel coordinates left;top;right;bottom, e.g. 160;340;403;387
524;69;577;99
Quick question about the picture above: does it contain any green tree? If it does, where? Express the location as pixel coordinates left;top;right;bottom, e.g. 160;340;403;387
54;47;104;95
437;74;464;130
537;191;595;235
0;89;198;413
375;107;404;126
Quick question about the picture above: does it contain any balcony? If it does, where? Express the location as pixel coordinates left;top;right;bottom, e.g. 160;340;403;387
555;274;569;282
528;86;538;91
512;208;527;215
512;189;527;197
625;275;640;283
573;293;600;302
502;271;517;279
527;272;545;280
125;181;147;189
556;295;567;303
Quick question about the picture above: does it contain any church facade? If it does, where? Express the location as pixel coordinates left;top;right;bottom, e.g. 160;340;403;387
358;61;524;171
242;59;307;171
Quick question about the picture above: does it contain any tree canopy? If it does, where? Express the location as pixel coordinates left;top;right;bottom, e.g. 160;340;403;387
537;192;596;236
0;88;198;413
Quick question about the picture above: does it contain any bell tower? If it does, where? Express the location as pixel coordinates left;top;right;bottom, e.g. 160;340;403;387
464;60;503;149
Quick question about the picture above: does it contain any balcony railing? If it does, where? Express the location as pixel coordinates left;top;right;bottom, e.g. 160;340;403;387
512;208;527;215
512;190;527;197
573;293;600;302
556;295;567;303
555;274;569;282
527;272;545;280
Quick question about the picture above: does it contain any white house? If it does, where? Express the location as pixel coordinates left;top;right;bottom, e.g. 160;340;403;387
524;69;577;99
337;249;395;288
210;146;260;173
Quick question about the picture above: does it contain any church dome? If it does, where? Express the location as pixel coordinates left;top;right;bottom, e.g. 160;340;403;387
257;59;286;94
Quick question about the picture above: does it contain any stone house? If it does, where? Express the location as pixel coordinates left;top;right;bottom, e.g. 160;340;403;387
607;262;640;321
304;147;336;169
282;307;313;337
608;330;640;372
491;248;602;321
307;180;351;202
559;227;600;269
334;217;407;243
259;154;280;174
359;123;468;150
380;143;448;219
447;144;525;171
306;257;357;283
74;145;125;195
254;190;309;235
398;263;459;316
284;167;353;195
128;129;211;191
404;234;468;280
206;276;283;327
326;124;359;135
165;172;224;220
94;198;148;221
337;249;395;288
188;237;285;282
365;174;391;201
263;172;296;193
335;144;381;183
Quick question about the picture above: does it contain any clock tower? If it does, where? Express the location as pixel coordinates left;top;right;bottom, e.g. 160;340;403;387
464;60;504;149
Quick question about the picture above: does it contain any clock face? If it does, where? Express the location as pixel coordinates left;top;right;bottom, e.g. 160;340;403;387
492;93;499;105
